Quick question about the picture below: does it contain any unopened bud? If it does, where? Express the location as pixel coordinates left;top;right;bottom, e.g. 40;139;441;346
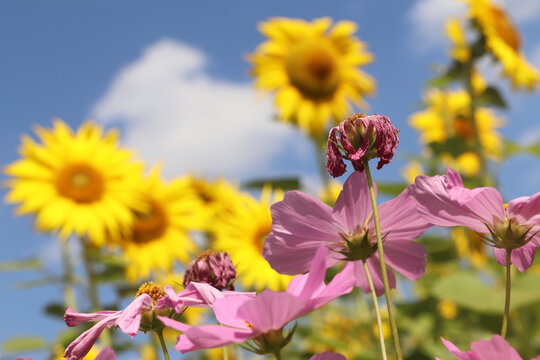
184;250;236;290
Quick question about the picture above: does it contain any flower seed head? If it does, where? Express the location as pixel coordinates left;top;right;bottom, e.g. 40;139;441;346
183;250;237;290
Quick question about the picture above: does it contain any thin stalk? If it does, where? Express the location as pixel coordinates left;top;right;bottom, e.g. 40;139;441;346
222;346;229;360
156;330;170;360
501;249;512;339
362;159;403;360
364;261;388;360
273;350;282;360
59;239;77;309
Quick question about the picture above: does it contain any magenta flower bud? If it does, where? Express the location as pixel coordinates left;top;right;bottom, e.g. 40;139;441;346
326;113;399;177
183;250;236;290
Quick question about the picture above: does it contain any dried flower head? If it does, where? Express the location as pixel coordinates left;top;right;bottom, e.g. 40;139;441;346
326;113;399;177
183;250;236;290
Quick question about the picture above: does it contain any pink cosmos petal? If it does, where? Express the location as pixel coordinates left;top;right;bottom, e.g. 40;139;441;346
157;316;192;333
493;247;508;267
65;315;119;360
375;187;432;242
115;294;153;337
326;127;347;178
16;358;35;360
409;169;500;233
95;346;116;360
238;291;306;333
384;240;427;280
212;295;254;329
469;335;522;360
263;191;343;275
287;246;329;300
64;307;118;327
440;338;477;360
333;171;373;233
177;325;253;353
310;352;347;360
304;262;356;310
493;244;538;273
353;257;396;296
507;192;540;226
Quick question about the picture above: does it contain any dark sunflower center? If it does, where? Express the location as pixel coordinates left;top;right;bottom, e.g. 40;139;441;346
452;115;475;139
286;41;341;100
132;200;167;244
489;6;521;51
253;224;272;254
56;163;104;203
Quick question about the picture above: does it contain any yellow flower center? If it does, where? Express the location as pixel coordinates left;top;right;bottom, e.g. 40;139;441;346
286;40;341;100
488;5;521;51
132;200;167;244
136;281;166;303
56;163;104;203
452;115;475;139
253;224;272;254
196;249;218;261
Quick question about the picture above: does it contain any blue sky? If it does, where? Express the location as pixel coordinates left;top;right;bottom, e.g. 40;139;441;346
1;0;540;358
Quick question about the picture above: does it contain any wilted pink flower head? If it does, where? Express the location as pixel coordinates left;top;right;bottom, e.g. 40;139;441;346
326;113;399;177
310;352;347;360
409;168;540;272
184;250;236;290
436;335;540;360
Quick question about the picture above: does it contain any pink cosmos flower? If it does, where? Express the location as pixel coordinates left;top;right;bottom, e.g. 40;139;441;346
436;335;540;360
409;169;540;272
310;352;346;360
326;113;399;177
17;347;116;360
158;246;356;353
64;282;237;360
263;170;430;295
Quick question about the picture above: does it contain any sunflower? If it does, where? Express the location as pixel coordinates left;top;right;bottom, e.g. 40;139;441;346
409;88;504;159
211;186;292;291
114;169;202;281
464;0;540;90
249;17;375;137
445;18;470;63
4;119;144;246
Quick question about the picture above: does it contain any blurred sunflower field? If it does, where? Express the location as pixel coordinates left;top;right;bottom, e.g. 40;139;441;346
1;1;540;360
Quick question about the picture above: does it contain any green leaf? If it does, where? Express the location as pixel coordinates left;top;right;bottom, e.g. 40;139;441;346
0;258;42;272
505;139;540;157
511;274;540;308
44;302;67;318
3;335;47;353
242;177;301;191
375;181;407;196
427;61;467;88
431;272;503;314
477;86;507;108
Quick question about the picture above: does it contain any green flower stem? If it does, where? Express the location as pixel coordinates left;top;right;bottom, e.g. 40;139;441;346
273;350;282;360
501;249;512;339
362;159;403;360
314;138;330;190
222;346;229;360
60;239;77;309
364;260;388;360
156;329;170;360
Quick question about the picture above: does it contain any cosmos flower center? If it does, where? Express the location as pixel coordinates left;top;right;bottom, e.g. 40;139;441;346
487;5;521;51
132;200;168;244
56;163;105;203
286;40;341;100
337;226;378;262
136;281;166;304
452;115;475;139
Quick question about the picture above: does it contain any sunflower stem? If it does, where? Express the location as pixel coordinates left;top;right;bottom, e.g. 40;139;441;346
314;137;330;190
156;329;170;360
501;249;512;339
60;238;77;309
362;159;403;360
363;260;388;360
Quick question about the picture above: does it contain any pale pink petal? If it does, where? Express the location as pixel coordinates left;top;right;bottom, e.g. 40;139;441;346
353;257;395;296
409;169;502;233
16;357;35;360
65;315;118;360
64;307;118;327
530;356;540;360
507;192;540;226
440;338;477;360
510;244;538;273
470;335;522;360
177;325;253;353
115;294;152;337
95;346;116;360
304;262;355;311
384;240;427;280
375;188;432;242
310;352;346;360
238;291;306;333
287;246;329;300
157;316;191;332
263;190;343;275
333;171;373;232
493;248;508;267
212;295;254;329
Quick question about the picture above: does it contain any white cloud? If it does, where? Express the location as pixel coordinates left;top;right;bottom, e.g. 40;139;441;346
407;0;466;52
92;39;313;181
